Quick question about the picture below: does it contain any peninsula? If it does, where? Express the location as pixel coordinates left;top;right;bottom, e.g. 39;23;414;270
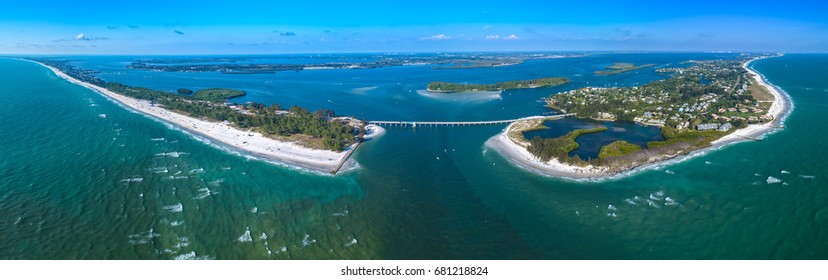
426;77;570;93
31;59;377;174
487;55;790;179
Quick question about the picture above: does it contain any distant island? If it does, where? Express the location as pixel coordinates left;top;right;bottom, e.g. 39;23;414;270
487;55;790;179
426;77;570;93
595;62;656;75
31;58;379;174
182;88;246;101
127;53;581;74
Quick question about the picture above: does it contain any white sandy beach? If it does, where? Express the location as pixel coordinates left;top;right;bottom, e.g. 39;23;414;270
35;61;361;174
487;55;792;180
486;122;609;179
711;57;789;145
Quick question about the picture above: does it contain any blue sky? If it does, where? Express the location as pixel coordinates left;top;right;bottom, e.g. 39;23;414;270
1;0;827;54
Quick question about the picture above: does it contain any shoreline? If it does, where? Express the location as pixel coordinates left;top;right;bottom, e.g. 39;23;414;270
486;55;793;181
31;60;362;175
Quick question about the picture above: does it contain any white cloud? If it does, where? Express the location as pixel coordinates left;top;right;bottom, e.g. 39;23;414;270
73;33;108;41
421;34;451;40
503;34;520;40
485;35;500;40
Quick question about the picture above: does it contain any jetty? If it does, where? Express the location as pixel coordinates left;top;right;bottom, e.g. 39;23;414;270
332;139;362;175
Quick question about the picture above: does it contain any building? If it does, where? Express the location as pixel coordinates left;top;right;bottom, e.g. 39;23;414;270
718;123;732;132
697;123;719;131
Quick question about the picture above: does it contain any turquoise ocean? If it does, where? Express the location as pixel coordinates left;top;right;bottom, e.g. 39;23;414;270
0;53;826;259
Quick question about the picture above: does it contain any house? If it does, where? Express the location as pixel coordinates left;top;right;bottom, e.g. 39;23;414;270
718;123;732;132
697;123;719;131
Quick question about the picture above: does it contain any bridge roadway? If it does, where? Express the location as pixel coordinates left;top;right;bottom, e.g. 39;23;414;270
367;113;575;128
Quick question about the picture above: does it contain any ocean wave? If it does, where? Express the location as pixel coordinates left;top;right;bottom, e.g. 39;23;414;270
345;237;358;247
176;237;190;249
155;151;188;158
332;209;349;217
767;176;782;184
302;234;316;247
194;187;212;200
208;179;224;186
128;228;160;245
237;227;253;242
149;167;168;174
163;203;183;213
664;197;680;207
173;251;212;260
121;177;144;183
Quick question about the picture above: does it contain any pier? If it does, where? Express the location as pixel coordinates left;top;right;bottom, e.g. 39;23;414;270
367;114;574;128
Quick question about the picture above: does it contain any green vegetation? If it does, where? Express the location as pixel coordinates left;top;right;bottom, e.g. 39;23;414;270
520;122;727;171
549;58;771;129
192;88;246;101
177;88;193;95
598;140;642;159
102;82;357;151
595;63;656;75
427;77;570;93
526;126;608;165
646;126;725;149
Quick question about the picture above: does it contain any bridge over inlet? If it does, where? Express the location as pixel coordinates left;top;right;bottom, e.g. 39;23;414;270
367;113;575;128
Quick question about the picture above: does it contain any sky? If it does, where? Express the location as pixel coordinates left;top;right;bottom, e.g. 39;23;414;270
1;0;827;54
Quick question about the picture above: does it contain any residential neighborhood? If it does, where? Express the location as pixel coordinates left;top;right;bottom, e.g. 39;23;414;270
547;58;775;132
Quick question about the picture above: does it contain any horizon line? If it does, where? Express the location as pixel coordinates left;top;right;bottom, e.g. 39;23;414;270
0;50;799;56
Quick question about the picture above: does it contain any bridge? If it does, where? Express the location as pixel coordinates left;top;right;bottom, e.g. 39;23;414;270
367;113;575;128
